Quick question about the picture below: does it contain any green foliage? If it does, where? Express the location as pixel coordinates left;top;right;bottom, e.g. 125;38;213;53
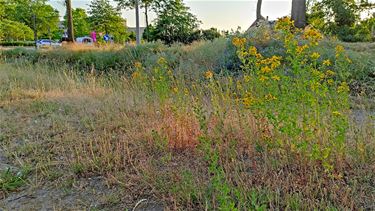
64;8;91;37
308;0;375;41
0;1;4;40
201;28;222;41
0;19;34;41
115;0;156;10
2;0;61;40
0;167;30;192
147;0;201;44
88;0;129;42
234;19;351;169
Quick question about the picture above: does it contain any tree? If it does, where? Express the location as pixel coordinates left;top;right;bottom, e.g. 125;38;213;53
5;0;60;39
66;0;74;42
201;28;222;41
249;0;266;28
0;0;5;40
1;19;33;41
115;0;156;42
256;0;264;21
88;0;129;42
64;8;91;37
292;0;307;28
308;0;375;41
147;0;201;44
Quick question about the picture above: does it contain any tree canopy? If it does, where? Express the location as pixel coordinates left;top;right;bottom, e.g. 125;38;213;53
88;0;129;42
64;8;91;38
147;0;201;44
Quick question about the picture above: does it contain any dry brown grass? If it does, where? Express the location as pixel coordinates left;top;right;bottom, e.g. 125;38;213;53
0;63;374;210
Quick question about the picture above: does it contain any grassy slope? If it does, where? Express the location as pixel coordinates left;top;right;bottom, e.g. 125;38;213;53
0;59;374;210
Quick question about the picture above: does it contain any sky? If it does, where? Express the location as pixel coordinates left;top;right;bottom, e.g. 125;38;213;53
48;0;375;31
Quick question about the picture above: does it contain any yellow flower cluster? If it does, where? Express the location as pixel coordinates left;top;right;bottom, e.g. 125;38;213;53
312;69;325;80
265;93;277;101
246;46;263;59
271;75;281;81
242;92;255;107
335;45;345;58
205;70;214;79
134;62;143;69
325;70;335;77
323;59;332;66
310;52;321;60
297;44;309;54
337;82;350;93
232;37;247;48
157;57;167;65
332;111;342;116
257;56;282;69
244;75;251;82
132;71;140;79
261;66;272;74
303;27;323;45
254;53;282;83
275;17;294;31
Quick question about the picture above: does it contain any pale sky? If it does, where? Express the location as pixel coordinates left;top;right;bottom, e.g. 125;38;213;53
48;0;375;31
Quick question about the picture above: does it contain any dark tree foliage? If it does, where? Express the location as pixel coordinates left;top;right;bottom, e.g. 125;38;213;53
147;0;201;44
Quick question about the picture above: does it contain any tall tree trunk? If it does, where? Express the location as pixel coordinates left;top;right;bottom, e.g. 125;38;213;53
32;14;37;49
256;0;264;20
292;0;306;28
145;3;149;42
135;0;141;45
66;0;74;42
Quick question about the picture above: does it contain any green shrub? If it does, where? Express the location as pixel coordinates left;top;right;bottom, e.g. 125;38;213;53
0;41;35;47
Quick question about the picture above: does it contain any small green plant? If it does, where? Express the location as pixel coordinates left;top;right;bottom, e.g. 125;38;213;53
0;167;30;192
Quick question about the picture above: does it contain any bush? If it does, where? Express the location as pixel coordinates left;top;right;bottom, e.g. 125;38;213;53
0;41;35;47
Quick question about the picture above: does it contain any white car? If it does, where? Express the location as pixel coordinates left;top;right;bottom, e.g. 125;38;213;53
36;39;62;48
76;37;94;45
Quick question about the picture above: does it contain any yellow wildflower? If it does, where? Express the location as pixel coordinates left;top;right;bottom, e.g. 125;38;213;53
205;70;214;79
259;75;269;82
327;79;334;85
325;70;335;77
303;27;323;45
310;81;321;91
323;59;332;66
157;57;167;65
297;45;309;54
261;66;272;74
271;75;280;81
184;88;189;96
249;46;258;56
232;37;247;48
134;62;142;69
275;17;294;31
243;93;255;107
337;82;350;93
335;45;345;58
332;111;342;116
265;93;277;101
256;53;263;59
172;87;179;93
132;71;140;79
346;57;352;64
335;45;345;53
244;75;251;82
311;52;320;60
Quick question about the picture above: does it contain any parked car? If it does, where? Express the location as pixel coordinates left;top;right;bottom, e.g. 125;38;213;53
76;37;94;45
36;39;62;48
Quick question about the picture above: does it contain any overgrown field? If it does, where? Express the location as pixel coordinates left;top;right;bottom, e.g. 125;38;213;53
0;21;374;210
